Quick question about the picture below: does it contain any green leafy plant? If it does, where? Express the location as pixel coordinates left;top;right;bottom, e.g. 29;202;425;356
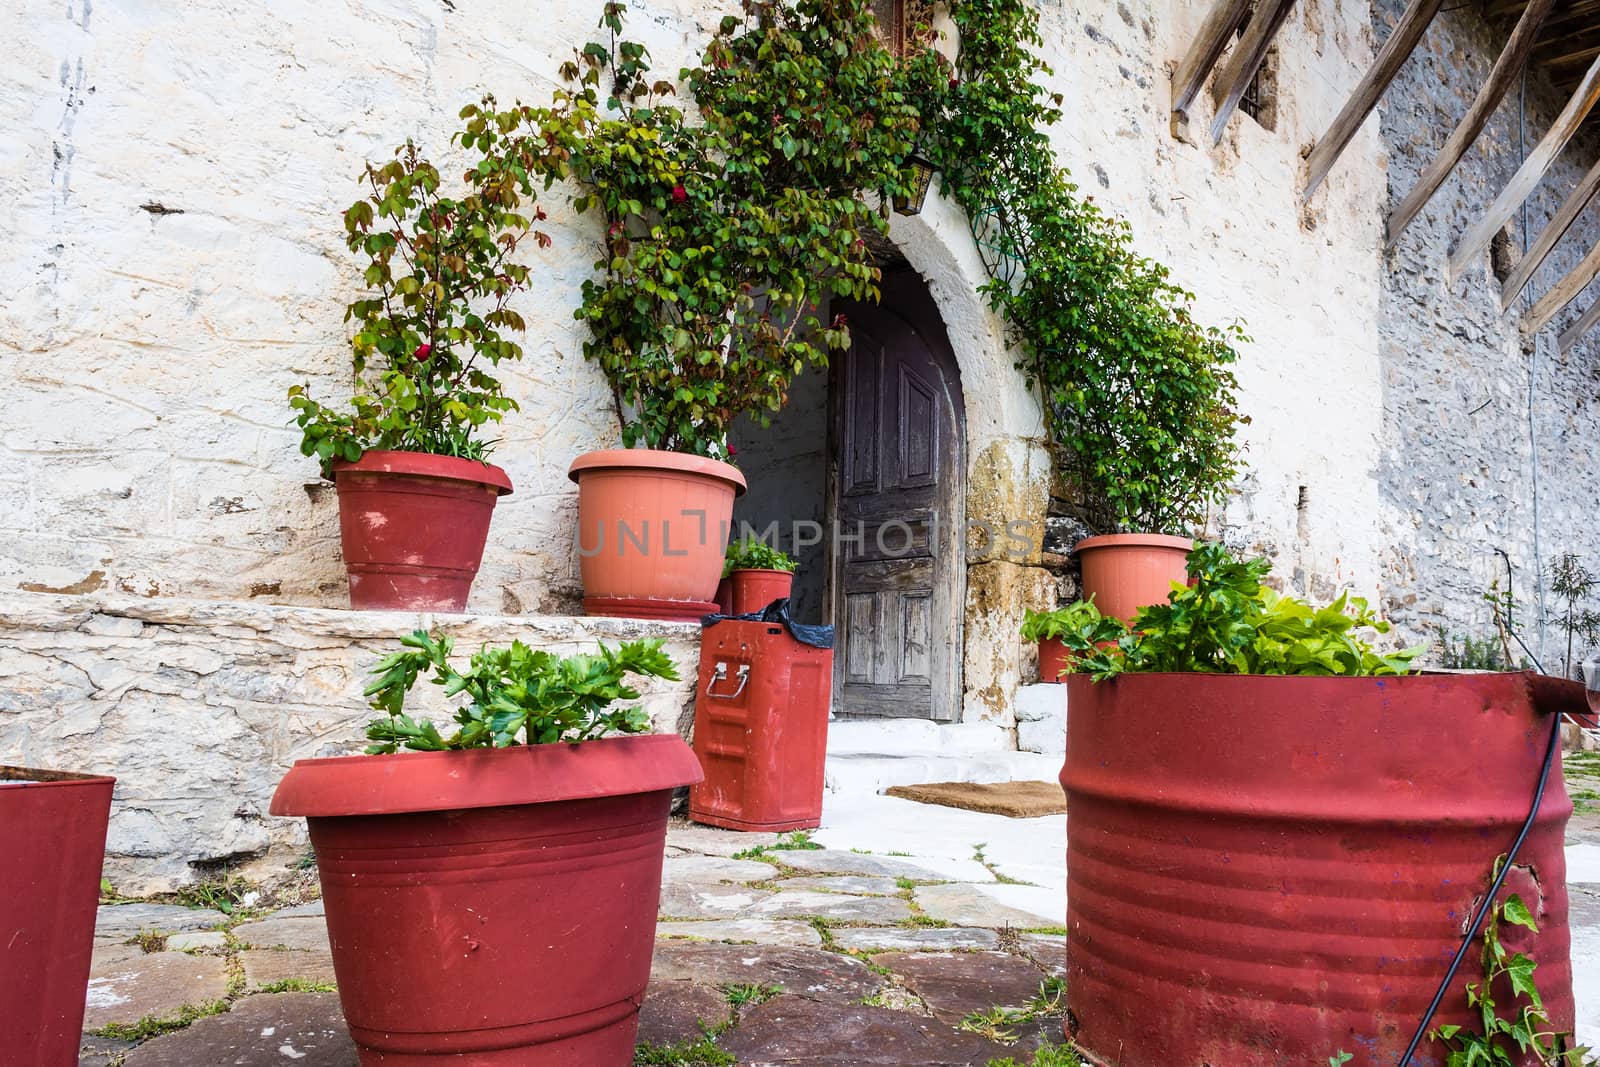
1549;552;1600;680
1327;1055;1353;1066
1429;857;1593;1065
960;976;1067;1043
925;0;1245;534
1053;542;1424;680
723;537;798;575
721;982;782;1008
363;630;678;752
530;0;948;458
1022;600;1127;643
288;98;550;468
1439;628;1520;672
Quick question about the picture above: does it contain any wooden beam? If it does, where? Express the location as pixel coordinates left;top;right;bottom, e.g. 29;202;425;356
1209;0;1296;145
1171;0;1254;119
1499;155;1600;311
1385;0;1555;247
1303;0;1443;201
1558;292;1600;354
1526;233;1600;333
1450;54;1600;283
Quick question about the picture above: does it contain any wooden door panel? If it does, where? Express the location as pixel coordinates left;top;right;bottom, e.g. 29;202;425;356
830;275;963;722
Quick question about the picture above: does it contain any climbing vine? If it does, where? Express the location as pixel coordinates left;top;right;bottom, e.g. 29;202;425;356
924;0;1247;534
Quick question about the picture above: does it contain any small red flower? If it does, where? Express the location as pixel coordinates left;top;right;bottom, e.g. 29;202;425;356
832;313;848;329
671;184;688;204
949;78;959;90
726;444;739;457
413;343;432;361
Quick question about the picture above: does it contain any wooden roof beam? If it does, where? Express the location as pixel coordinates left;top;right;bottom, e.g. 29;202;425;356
1171;0;1254;119
1526;231;1600;333
1385;0;1555;248
1558;292;1600;354
1303;0;1443;201
1499;155;1600;311
1450;54;1600;284
1209;0;1297;145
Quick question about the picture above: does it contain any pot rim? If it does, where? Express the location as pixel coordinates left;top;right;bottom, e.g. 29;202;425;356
269;733;704;819
729;567;796;577
568;448;747;496
1072;533;1194;553
331;449;513;496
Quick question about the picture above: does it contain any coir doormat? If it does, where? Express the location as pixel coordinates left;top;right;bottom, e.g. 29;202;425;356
884;780;1066;818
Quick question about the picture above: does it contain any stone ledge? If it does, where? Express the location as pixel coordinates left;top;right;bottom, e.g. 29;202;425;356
0;590;701;893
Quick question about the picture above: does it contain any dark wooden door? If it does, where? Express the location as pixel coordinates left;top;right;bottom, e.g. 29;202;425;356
829;276;963;720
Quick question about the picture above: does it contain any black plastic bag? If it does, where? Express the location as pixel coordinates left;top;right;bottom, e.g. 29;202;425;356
700;597;834;650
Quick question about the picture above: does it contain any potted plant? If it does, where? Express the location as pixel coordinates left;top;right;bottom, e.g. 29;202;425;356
724;537;799;616
1;767;115;1064
1020;602;1101;682
536;2;940;619
1051;542;1584;1067
270;630;701;1063
287;97;552;612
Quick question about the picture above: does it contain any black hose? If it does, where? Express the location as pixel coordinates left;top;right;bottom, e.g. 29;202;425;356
1396;701;1564;1066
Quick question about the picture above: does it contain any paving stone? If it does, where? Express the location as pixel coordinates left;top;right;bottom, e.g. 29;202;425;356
241;948;339;989
83;950;231;1029
636;980;733;1047
120;992;356;1066
662;855;776;885
91;943;145;969
747;890;912;923
77;1034;137;1066
657;881;773;919
655;919;823;947
912;882;1061;928
272;899;327;918
232;916;332;952
874;950;1049;1023
779;874;901;896
719;995;1017;1065
162;930;227;951
775;848;993;883
666;823;782;857
650;943;884;1004
94;903;227;941
1019;932;1067;976
828;926;1001;952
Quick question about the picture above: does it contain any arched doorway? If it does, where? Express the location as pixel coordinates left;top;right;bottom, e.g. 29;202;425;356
729;266;965;722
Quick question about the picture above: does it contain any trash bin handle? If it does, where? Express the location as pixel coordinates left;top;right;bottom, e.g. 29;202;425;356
706;662;750;700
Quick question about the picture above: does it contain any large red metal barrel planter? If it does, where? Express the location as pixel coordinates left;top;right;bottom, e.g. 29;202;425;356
1062;671;1580;1067
271;735;702;1065
1;767;115;1065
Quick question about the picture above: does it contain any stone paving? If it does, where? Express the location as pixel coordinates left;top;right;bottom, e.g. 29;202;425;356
78;809;1072;1067
77;757;1600;1066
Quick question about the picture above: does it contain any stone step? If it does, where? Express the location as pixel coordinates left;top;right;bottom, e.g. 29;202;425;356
826;718;1013;754
823;748;1063;795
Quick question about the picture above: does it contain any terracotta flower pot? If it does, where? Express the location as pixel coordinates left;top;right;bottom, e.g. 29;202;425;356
1038;637;1069;682
1;766;115;1064
569;449;747;621
1062;671;1582;1067
730;568;794;615
270;734;703;1065
714;577;735;616
331;450;513;613
1072;533;1192;623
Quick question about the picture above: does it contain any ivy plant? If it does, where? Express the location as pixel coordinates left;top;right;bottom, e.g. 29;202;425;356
1049;542;1424;680
288;98;550;469
363;630;678;751
926;0;1246;534
1429;857;1593;1065
724;537;798;575
525;0;948;458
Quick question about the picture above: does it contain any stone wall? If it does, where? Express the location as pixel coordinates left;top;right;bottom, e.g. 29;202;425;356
1375;0;1600;671
0;590;699;892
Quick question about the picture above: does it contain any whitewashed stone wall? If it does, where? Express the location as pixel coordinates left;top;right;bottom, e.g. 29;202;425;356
0;590;699;892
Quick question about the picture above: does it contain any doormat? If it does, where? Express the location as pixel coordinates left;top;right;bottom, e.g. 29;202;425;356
884;780;1066;818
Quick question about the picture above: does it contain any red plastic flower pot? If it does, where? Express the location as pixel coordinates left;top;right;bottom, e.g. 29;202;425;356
1072;533;1192;622
270;735;702;1065
331;450;513;613
1037;637;1068;682
729;568;794;616
0;766;115;1065
1061;671;1580;1067
568;449;746;622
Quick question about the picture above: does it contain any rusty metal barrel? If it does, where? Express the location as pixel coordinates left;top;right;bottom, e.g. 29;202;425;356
1061;671;1578;1067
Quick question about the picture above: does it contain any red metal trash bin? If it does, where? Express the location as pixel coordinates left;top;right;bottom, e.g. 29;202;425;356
689;620;833;832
